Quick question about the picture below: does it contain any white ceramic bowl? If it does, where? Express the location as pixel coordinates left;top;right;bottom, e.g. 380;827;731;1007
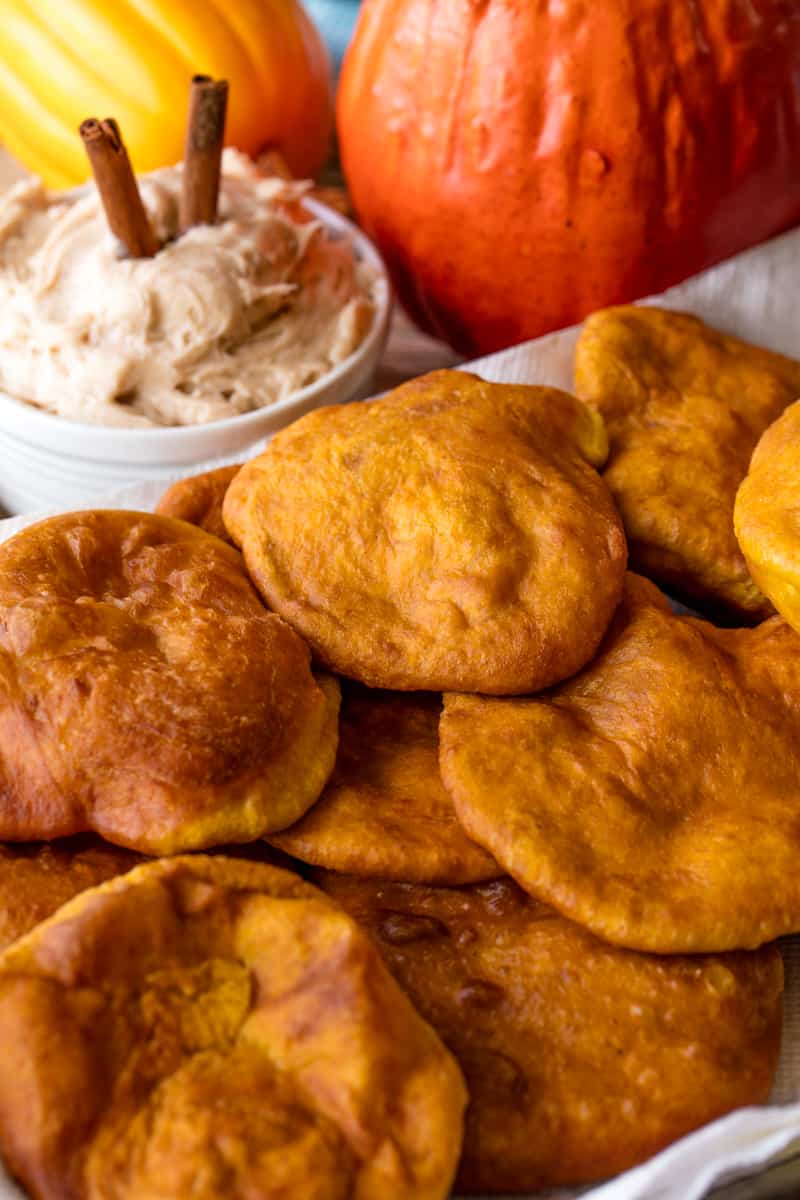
0;199;391;515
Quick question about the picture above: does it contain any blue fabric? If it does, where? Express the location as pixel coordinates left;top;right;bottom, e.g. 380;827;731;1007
304;0;361;73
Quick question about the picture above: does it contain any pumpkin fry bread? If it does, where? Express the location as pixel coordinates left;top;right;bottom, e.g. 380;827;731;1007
155;464;242;543
0;837;141;953
441;573;800;954
735;400;800;634
574;307;800;621
0;840;305;954
0;856;466;1200
223;369;627;694
268;685;500;885
0;511;340;853
317;873;783;1194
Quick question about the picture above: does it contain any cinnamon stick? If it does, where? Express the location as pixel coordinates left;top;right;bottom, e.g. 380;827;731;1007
79;118;159;258
180;75;229;232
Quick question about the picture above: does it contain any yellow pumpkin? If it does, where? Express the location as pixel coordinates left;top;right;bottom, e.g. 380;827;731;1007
0;0;332;187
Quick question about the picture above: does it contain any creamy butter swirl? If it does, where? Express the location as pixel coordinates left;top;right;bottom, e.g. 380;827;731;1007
0;150;376;427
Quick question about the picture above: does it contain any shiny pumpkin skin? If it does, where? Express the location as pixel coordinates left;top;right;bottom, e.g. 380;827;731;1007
0;0;332;187
338;0;800;355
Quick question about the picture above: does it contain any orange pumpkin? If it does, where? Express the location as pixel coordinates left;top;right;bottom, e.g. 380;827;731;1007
0;0;332;188
338;0;800;355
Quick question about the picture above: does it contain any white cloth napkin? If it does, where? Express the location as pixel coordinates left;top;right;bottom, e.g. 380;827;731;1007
2;225;800;1199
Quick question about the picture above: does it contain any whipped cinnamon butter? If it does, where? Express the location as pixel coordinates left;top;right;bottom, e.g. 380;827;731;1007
0;150;376;427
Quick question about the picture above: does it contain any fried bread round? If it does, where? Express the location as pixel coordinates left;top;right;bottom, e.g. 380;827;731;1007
441;573;800;952
0;838;141;952
155;464;242;543
735;400;800;633
0;856;466;1200
0;511;340;853
268;686;500;884
223;369;627;693
317;873;782;1193
575;307;800;621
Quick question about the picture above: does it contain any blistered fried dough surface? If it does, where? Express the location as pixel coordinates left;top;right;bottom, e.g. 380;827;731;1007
0;511;340;853
155;464;242;543
224;369;627;693
318;874;782;1193
0;857;466;1200
0;838;141;952
269;686;500;884
441;573;800;953
575;307;800;620
735;400;800;634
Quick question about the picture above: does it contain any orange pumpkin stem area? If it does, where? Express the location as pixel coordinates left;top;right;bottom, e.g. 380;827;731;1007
79;117;159;259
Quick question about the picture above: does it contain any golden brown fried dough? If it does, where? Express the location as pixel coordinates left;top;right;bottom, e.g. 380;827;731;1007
155;464;242;543
269;686;500;884
0;856;466;1200
0;511;340;853
0;838;141;952
441;573;800;953
735;400;800;633
575;307;800;620
224;369;627;693
317;873;782;1194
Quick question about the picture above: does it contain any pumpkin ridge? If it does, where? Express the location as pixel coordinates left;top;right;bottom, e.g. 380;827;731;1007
201;0;332;172
441;6;487;178
201;0;277;102
121;0;207;79
7;0;163;123
0;58;84;187
0;0;333;185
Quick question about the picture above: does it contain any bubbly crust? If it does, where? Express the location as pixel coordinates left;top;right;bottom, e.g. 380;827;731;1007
0;856;466;1200
575;307;800;620
318;874;783;1193
735;400;800;633
155;465;242;543
0;511;340;853
224;369;627;693
0;838;141;952
441;573;800;953
269;686;500;884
